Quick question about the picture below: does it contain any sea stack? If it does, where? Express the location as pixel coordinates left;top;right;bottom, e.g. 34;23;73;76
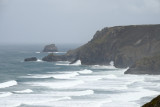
43;44;58;52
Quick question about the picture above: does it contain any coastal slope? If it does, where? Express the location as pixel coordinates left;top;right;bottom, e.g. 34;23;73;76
125;54;160;74
43;24;160;69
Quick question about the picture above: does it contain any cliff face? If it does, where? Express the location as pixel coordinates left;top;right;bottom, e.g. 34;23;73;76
66;24;160;68
125;54;160;74
43;24;160;68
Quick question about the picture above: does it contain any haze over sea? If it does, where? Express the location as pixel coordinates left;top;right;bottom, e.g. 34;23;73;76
0;44;160;107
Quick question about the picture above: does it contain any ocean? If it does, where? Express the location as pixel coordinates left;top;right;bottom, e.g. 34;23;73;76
0;44;160;107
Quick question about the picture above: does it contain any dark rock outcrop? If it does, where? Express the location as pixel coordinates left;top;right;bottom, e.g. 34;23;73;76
24;57;37;62
66;24;160;67
42;53;67;62
43;44;58;52
43;24;160;69
142;95;160;107
125;54;160;74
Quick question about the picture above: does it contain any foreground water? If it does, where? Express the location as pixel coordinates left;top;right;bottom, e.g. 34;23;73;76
0;45;160;107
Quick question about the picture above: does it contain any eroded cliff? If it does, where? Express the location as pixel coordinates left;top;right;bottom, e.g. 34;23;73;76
43;24;160;68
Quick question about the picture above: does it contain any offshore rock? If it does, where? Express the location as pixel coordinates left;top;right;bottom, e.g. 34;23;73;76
42;53;67;62
43;44;58;52
24;57;37;62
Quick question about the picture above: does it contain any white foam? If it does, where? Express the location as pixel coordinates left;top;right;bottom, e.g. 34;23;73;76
27;80;84;89
91;65;117;69
37;59;43;62
0;80;17;89
56;60;81;66
22;72;79;79
11;96;71;107
72;75;103;81
45;90;94;97
110;87;159;102
29;99;112;107
56;63;69;66
53;72;79;79
14;89;33;94
70;60;81;66
0;92;12;98
109;61;114;66
104;74;117;79
56;61;70;66
78;69;93;74
71;90;94;96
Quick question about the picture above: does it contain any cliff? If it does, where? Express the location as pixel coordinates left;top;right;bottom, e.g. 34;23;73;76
125;54;160;74
43;24;160;68
66;24;160;67
142;95;160;107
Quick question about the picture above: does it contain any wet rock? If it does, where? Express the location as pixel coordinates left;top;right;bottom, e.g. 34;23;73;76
43;44;58;52
24;57;37;62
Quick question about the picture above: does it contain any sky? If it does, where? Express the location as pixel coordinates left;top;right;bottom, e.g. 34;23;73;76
0;0;160;45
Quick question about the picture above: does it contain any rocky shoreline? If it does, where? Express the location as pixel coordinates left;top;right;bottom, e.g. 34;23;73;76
24;24;160;107
41;24;160;75
125;54;160;74
142;95;160;107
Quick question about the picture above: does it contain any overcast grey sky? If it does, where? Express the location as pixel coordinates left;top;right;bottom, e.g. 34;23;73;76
0;0;160;45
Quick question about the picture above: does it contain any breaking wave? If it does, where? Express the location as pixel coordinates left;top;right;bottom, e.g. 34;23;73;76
0;92;13;98
36;59;43;62
27;80;84;89
21;72;79;79
70;60;81;66
45;90;94;97
78;69;93;74
13;89;33;94
0;80;17;89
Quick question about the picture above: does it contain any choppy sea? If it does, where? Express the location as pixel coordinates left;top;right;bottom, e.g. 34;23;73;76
0;44;160;107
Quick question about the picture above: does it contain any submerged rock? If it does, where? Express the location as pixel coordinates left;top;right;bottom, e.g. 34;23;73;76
142;95;160;107
24;57;37;62
125;54;160;74
43;44;58;52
